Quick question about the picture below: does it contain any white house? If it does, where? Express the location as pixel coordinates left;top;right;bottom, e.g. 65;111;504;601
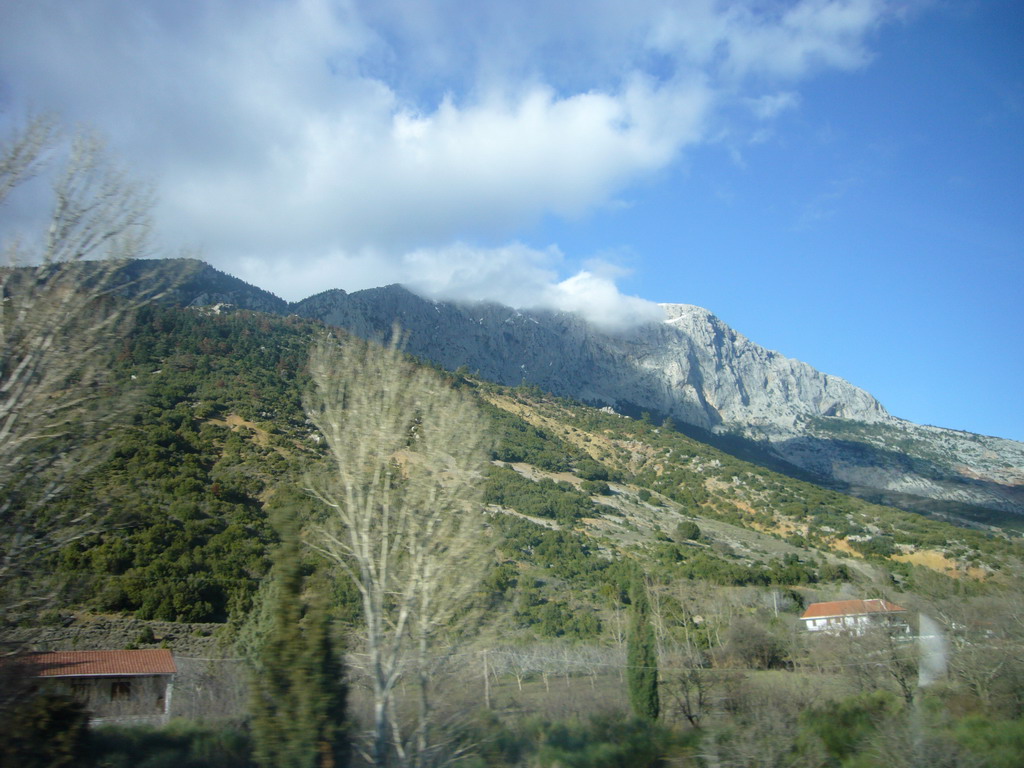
800;598;910;636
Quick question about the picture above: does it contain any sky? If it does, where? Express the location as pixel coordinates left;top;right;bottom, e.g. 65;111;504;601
1;0;1021;442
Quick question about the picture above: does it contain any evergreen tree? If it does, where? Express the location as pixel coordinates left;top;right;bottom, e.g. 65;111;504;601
250;510;348;768
0;693;90;768
626;580;660;721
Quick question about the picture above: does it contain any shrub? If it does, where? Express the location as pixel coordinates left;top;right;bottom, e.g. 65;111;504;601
88;720;252;768
581;480;612;496
674;521;701;542
0;694;90;768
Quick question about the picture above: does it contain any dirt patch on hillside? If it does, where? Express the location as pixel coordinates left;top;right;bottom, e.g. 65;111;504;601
892;549;987;579
505;461;580;487
482;393;655;470
830;538;864;558
205;413;271;446
487;503;560;531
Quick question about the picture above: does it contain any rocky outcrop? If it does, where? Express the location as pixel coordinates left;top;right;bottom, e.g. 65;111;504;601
636;304;891;430
140;259;1023;520
292;285;1023;518
292;287;890;433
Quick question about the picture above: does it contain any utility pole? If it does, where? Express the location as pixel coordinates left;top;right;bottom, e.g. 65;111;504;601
482;650;491;710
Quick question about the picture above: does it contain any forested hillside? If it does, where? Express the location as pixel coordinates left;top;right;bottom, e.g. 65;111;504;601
7;302;1024;767
27;303;1020;627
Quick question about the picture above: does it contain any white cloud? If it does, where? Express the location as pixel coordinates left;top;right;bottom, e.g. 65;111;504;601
748;91;801;120
401;243;663;331
722;0;886;79
544;270;664;330
232;248;407;303
228;241;662;332
648;0;886;80
402;243;564;308
0;0;896;327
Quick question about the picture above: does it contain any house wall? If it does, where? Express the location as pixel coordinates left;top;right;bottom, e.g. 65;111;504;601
38;675;172;726
803;613;910;636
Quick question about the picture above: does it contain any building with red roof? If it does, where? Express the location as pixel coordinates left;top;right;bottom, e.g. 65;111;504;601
800;599;910;636
23;649;177;725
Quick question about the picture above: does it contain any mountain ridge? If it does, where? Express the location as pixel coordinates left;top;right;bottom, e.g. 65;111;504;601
139;259;1023;520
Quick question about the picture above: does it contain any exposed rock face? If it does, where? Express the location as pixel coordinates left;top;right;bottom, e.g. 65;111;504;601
639;304;891;430
292;285;1023;518
150;260;1021;520
782;419;1024;517
292;287;890;433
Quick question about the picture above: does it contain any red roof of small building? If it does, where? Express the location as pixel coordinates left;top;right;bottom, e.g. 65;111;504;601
24;649;176;678
801;599;905;621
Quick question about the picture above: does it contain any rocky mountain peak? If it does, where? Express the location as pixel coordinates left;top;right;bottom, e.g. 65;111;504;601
144;258;1021;519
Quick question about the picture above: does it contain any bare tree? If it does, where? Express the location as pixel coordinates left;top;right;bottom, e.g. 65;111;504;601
940;593;1024;717
304;332;494;767
0;114;57;206
663;640;716;728
1;115;160;636
490;646;535;692
855;625;919;706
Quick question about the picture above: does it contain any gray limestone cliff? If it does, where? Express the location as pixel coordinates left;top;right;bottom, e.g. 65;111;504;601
292;285;1023;519
292;287;890;433
144;259;1022;521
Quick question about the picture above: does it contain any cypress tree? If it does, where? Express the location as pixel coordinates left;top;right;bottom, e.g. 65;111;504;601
626;580;660;721
250;511;348;768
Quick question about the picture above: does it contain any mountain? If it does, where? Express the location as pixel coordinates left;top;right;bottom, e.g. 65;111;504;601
143;259;1024;524
33;298;1020;629
14;266;1022;768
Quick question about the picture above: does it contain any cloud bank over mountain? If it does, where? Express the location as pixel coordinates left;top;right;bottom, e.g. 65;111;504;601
0;0;895;319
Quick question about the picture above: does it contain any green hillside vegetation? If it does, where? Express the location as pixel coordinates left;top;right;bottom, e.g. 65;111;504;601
6;302;1024;766
17;300;1021;642
478;381;1022;575
48;306;321;622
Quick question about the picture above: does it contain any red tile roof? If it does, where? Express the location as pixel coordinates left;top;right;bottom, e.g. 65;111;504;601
25;650;176;678
801;599;905;621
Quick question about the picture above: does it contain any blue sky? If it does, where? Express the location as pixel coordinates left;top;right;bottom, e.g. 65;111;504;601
1;1;1021;441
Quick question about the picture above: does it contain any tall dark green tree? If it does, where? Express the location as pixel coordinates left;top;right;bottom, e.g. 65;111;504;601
250;510;348;768
626;580;660;721
0;693;90;768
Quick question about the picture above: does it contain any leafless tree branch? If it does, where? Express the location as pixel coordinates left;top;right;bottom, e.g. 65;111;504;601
304;331;494;767
1;115;163;640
